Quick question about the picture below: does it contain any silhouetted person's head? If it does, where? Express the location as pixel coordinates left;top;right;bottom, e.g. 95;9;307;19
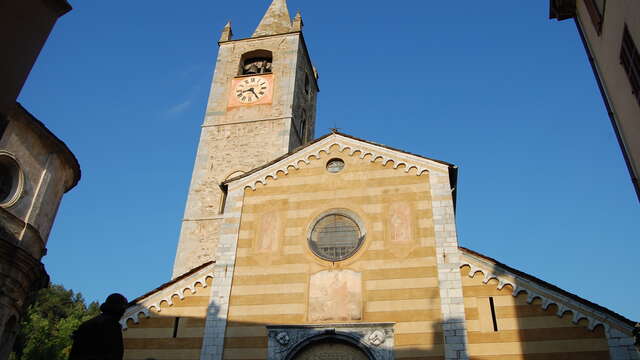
100;293;128;318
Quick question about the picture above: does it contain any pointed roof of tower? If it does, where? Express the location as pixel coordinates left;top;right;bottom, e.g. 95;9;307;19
219;21;233;42
292;11;303;31
253;0;293;37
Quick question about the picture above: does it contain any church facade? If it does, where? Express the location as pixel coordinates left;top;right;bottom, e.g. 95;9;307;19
121;1;639;359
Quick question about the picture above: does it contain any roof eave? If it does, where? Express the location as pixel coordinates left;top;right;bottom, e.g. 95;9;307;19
127;261;215;306
43;0;73;17
460;246;637;329
549;0;576;20
223;131;457;186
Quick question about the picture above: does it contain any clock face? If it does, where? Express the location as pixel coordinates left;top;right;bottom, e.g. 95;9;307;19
234;76;270;104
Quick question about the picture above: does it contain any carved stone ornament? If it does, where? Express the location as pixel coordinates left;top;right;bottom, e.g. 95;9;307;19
367;330;386;347
276;331;290;346
267;323;395;360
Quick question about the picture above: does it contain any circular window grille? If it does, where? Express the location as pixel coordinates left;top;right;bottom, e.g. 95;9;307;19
309;213;364;261
326;158;345;173
0;153;24;207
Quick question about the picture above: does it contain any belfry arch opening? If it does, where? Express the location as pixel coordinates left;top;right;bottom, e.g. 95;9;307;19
239;50;273;75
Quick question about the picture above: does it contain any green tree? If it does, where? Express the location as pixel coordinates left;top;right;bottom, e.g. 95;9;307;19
10;284;99;360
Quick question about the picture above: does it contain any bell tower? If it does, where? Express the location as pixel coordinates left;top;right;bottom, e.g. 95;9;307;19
172;0;319;277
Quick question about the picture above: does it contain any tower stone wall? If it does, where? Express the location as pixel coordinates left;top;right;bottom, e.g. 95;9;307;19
172;16;318;277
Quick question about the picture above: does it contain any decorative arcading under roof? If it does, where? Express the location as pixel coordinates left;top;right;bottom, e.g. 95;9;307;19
120;263;215;329
460;252;634;334
229;134;451;191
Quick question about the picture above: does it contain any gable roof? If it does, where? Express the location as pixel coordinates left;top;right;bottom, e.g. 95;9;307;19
121;261;214;328
126;261;214;306
223;130;458;208
224;130;456;182
460;246;637;332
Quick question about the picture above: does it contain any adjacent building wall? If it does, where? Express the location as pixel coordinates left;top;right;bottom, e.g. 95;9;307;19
1;106;77;251
0;104;79;360
551;0;640;201
0;2;76;358
0;0;71;115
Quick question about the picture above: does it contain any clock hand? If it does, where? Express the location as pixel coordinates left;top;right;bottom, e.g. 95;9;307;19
250;89;259;97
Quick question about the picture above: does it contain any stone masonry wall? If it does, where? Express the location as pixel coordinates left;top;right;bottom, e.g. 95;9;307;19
173;119;293;276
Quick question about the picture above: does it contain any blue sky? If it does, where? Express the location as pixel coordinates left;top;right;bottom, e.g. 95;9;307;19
20;1;639;320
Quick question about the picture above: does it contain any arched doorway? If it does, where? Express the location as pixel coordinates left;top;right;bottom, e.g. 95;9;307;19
290;338;371;360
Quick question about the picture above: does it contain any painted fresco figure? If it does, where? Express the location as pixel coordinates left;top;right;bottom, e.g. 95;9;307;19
68;293;128;360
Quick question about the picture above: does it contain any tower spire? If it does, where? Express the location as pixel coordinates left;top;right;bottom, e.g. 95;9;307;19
219;21;233;42
292;11;303;31
253;0;292;37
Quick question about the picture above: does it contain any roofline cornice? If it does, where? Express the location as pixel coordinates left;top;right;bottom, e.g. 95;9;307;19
121;261;215;329
218;30;301;45
460;247;637;333
549;0;576;20
224;132;454;192
10;103;81;192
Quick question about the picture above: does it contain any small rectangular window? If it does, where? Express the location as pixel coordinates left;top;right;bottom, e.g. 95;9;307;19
620;26;640;105
584;0;606;34
173;317;180;338
489;297;499;332
219;184;228;214
477;297;499;332
299;119;307;142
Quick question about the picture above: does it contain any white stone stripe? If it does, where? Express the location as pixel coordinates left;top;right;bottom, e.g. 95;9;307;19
243;185;433;203
365;278;438;291
230;283;306;296
228;303;305;316
366;299;440;312
233;257;438;276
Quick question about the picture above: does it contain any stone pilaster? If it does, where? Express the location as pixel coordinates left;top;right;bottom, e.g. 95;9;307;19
200;187;244;360
607;328;640;360
431;170;468;360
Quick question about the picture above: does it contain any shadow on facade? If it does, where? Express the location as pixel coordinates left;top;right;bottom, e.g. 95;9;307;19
460;264;611;360
122;262;638;359
124;298;466;360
